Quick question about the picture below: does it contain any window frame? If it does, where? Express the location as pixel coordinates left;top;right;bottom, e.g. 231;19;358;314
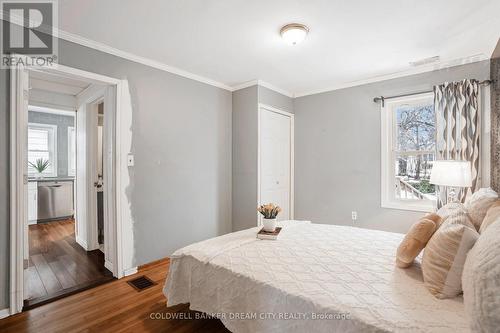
67;126;76;177
28;122;58;177
381;92;436;212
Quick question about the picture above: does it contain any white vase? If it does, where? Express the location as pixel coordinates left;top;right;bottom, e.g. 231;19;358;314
262;218;277;232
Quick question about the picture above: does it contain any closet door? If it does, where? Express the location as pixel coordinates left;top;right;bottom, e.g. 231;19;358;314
259;107;293;222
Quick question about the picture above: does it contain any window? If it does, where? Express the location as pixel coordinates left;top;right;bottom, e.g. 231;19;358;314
68;126;76;176
381;92;436;211
28;123;57;177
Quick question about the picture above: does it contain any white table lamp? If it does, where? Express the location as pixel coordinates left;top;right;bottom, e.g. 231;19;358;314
430;160;472;203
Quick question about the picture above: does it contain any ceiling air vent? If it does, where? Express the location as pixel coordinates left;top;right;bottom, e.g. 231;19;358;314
409;56;440;67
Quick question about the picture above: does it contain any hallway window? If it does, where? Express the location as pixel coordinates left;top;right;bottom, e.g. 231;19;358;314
28;123;57;177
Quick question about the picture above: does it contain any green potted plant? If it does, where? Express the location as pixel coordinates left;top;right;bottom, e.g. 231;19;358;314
258;203;282;232
29;158;50;179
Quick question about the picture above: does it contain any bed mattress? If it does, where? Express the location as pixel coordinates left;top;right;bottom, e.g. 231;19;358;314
164;221;468;332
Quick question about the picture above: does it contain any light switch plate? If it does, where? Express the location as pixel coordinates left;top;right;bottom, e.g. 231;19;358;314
127;153;134;167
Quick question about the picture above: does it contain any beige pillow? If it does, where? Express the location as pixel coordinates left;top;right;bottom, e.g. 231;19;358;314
464;188;498;230
436;202;473;228
396;214;441;268
462;211;500;332
424;212;444;229
479;199;500;234
436;202;460;220
422;219;479;299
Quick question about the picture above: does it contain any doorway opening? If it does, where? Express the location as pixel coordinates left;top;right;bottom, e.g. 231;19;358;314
10;64;126;313
23;72;113;309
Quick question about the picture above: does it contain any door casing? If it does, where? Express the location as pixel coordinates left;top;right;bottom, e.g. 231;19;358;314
9;62;130;315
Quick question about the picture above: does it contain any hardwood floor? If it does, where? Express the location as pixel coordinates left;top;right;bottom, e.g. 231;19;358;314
1;259;229;333
24;219;114;309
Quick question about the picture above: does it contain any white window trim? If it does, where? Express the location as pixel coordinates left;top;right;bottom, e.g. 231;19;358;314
67;126;76;177
28;122;58;177
380;92;436;212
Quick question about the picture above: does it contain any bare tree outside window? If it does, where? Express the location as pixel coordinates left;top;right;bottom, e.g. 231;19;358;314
395;103;436;200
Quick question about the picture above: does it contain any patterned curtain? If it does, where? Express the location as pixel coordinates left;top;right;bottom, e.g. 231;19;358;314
434;79;480;207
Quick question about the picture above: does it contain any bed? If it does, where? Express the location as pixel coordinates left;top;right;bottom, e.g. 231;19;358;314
164;221;468;332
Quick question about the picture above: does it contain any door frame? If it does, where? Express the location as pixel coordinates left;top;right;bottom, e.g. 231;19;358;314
257;103;295;225
9;62;128;314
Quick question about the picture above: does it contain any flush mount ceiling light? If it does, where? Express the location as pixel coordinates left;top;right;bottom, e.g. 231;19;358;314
280;23;309;45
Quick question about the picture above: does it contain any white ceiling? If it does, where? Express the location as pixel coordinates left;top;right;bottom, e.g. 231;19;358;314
30;70;91;95
58;0;500;96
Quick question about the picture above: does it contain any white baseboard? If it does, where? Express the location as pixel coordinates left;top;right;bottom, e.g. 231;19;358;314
28;220;37;225
123;267;138;277
104;260;113;272
75;236;88;250
0;308;10;319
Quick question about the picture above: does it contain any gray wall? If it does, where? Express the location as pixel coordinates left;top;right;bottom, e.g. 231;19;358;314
56;39;233;263
28;111;75;177
0;38;233;309
232;86;258;231
232;85;293;231
293;61;491;234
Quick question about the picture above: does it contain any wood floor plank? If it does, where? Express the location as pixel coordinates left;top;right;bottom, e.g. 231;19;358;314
48;260;77;289
30;254;63;294
1;259;229;333
24;266;47;300
58;254;92;284
24;219;113;309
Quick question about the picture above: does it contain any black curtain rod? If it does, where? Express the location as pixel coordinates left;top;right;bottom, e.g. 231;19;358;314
373;79;493;105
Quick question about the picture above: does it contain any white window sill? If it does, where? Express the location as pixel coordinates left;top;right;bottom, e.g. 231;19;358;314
28;174;58;178
381;200;436;213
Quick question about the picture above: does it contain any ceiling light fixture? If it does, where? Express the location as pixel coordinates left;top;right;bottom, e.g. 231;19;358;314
280;23;309;45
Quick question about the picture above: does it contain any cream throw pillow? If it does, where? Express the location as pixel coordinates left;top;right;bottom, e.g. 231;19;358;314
464;188;498;231
479;200;500;234
422;215;479;299
462;212;500;332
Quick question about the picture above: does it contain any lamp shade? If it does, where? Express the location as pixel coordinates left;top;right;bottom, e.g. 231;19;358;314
430;160;472;187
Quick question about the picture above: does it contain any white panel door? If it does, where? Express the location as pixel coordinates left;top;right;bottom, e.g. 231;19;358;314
259;108;292;222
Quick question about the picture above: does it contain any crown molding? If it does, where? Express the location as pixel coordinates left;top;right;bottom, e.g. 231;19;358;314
294;54;489;98
231;79;260;91
1;13;490;100
231;79;294;98
256;80;294;98
57;30;235;91
1;12;233;91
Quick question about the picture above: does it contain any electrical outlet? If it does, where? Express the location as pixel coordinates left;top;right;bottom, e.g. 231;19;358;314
351;211;357;221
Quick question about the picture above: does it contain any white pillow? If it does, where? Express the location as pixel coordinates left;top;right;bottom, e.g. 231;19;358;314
462;212;500;332
464;188;498;230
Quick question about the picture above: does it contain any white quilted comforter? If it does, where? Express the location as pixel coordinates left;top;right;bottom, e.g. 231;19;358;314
164;221;468;333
